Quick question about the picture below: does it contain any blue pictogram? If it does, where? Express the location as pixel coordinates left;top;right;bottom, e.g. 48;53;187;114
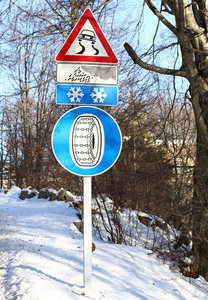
52;106;122;176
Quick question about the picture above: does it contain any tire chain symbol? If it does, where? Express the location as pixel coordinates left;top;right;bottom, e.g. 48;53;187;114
70;115;104;168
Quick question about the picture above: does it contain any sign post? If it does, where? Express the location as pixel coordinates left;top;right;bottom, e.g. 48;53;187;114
52;107;122;288
53;8;120;289
83;176;92;288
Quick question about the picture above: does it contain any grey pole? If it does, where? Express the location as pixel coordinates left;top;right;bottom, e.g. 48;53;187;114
83;176;92;288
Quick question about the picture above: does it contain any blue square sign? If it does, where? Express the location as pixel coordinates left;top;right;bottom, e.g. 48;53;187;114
56;84;118;106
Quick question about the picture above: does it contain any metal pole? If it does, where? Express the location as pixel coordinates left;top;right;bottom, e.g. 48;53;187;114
83;176;92;288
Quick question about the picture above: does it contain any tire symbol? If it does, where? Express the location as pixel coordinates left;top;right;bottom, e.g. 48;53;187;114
70;114;104;168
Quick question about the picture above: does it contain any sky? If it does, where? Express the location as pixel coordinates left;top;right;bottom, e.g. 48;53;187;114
0;0;189;105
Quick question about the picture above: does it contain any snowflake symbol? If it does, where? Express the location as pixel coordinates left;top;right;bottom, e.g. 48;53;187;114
67;87;84;102
90;88;107;103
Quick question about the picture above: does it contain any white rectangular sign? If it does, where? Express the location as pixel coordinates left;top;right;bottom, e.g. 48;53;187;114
56;63;118;85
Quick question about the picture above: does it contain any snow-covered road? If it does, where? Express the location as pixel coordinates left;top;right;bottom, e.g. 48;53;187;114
0;186;208;300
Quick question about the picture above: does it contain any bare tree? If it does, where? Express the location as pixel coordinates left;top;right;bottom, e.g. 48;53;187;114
0;0;121;190
125;0;208;280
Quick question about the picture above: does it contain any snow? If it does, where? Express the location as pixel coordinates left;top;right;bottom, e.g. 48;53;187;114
0;186;208;300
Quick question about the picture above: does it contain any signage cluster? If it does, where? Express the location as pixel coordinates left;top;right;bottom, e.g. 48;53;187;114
52;8;122;176
51;8;122;289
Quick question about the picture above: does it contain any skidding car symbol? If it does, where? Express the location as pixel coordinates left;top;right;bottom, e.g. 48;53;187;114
78;29;96;44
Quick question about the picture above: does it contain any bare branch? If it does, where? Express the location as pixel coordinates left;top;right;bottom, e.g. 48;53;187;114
124;42;187;77
145;0;178;36
93;0;114;14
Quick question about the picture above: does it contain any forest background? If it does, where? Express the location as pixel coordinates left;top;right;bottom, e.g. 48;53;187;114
0;0;206;281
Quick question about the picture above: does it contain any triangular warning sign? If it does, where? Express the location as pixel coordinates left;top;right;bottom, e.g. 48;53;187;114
55;9;118;64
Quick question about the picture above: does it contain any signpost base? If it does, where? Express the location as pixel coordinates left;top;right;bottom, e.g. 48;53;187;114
83;176;92;288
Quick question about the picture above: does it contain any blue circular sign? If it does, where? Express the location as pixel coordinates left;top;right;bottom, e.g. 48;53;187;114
52;106;122;176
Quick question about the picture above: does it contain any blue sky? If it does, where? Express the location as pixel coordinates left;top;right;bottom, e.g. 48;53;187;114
0;1;189;105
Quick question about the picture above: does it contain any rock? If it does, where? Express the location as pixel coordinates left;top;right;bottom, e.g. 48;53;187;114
49;191;57;201
57;188;73;202
57;188;65;201
72;198;83;211
38;187;73;202
65;191;74;202
152;219;167;231
19;190;29;200
73;221;83;234
138;215;152;227
19;187;37;200
38;188;51;199
28;192;37;198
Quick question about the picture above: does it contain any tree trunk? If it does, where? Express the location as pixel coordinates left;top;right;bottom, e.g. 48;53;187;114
192;144;208;279
193;121;208;279
189;76;208;279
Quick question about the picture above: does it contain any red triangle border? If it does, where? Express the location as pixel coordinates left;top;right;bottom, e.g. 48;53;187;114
55;9;118;64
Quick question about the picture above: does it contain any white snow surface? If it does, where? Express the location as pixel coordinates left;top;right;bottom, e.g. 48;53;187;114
0;186;207;300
